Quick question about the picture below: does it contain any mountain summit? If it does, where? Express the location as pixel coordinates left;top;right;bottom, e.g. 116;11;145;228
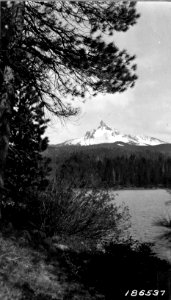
62;121;166;146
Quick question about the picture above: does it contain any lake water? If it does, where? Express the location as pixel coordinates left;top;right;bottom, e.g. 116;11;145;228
112;189;171;262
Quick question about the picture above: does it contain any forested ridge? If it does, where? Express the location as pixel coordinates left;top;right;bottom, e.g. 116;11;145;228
48;144;171;188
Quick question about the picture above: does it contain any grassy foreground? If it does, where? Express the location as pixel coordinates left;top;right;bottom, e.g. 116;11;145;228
0;231;103;300
0;228;171;300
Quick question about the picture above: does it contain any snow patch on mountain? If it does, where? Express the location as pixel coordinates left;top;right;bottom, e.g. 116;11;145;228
62;121;166;146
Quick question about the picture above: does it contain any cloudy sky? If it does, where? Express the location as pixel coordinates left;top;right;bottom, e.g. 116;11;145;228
46;2;171;144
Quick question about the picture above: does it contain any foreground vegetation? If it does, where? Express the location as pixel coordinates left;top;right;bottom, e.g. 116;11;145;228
2;183;130;248
0;230;97;300
0;227;170;300
0;182;171;299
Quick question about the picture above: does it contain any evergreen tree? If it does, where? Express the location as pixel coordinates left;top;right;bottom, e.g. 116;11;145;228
0;1;25;195
4;83;50;206
0;1;139;193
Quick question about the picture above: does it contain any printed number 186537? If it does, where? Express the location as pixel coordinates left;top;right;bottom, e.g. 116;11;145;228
125;290;165;297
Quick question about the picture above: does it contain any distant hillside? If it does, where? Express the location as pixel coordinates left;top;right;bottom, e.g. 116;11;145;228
44;142;171;188
45;142;171;161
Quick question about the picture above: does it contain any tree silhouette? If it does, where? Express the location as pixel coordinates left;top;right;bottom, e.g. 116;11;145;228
0;1;139;195
5;84;50;203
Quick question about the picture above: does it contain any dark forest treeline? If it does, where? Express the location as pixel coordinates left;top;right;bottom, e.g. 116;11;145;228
56;150;171;188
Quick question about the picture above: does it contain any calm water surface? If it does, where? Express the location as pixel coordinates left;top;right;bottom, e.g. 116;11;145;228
112;189;171;262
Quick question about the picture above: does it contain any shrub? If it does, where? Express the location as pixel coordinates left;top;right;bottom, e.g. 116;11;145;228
24;180;131;249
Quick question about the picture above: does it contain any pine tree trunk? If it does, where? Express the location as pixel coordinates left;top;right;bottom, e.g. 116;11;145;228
0;1;24;215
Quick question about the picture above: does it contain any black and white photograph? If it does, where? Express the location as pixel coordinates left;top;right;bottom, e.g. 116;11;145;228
1;1;171;299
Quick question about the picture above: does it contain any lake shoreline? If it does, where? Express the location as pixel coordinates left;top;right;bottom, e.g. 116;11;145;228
108;187;171;192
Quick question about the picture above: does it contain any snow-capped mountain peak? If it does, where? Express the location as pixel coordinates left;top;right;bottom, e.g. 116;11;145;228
98;120;112;131
62;121;166;146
